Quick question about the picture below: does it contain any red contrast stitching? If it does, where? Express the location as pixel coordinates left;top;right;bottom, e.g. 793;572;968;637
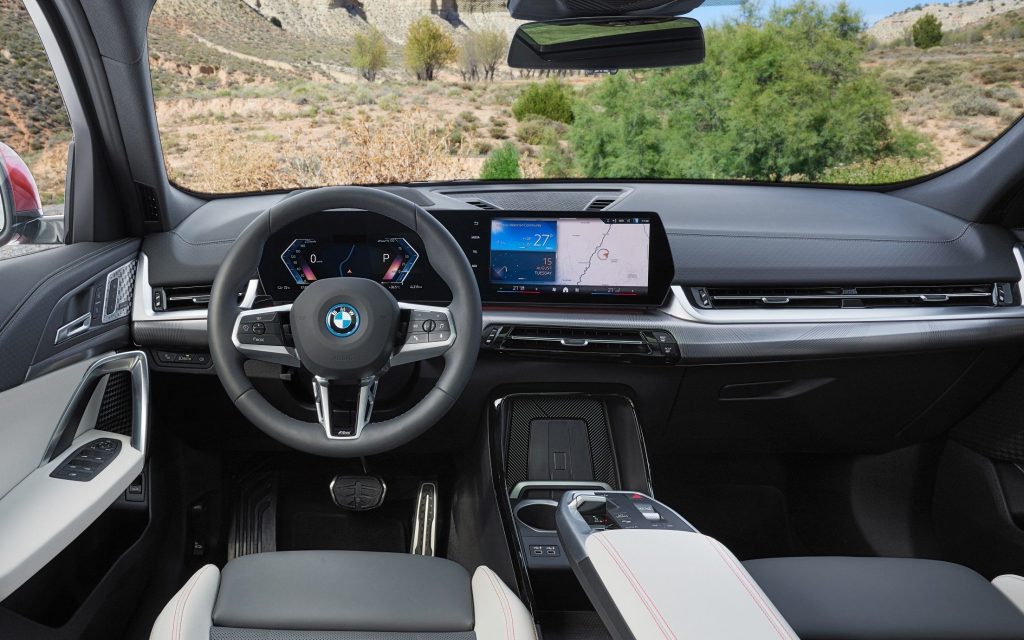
594;535;676;640
705;538;795;640
484;569;514;640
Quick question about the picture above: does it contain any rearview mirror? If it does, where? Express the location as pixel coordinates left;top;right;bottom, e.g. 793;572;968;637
507;17;705;71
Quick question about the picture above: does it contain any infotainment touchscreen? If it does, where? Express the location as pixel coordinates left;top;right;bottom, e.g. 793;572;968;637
489;217;651;297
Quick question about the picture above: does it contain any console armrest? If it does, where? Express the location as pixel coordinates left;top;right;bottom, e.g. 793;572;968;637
557;491;798;640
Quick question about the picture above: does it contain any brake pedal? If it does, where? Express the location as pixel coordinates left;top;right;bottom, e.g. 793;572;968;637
411;481;438;556
330;475;386;511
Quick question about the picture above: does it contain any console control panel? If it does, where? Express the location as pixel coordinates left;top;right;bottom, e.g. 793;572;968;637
574;491;695;532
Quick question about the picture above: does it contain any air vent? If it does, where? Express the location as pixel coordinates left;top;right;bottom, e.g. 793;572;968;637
585;196;618;211
464;198;499;210
483;324;680;361
158;285;213;311
690;283;1015;310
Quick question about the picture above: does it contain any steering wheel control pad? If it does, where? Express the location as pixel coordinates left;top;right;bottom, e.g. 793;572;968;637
290;278;399;381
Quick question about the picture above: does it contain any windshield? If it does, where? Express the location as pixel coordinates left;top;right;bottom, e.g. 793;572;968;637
148;0;1024;192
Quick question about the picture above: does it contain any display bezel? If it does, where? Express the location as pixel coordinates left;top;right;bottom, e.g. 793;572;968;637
257;209;674;308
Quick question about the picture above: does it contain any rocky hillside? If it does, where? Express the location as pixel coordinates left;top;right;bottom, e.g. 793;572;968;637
867;0;1024;43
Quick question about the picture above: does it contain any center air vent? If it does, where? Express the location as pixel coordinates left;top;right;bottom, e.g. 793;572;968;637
690;283;1016;310
585;196;619;211
482;324;680;361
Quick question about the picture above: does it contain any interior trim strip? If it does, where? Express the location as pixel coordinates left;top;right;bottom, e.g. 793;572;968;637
664;244;1024;325
40;350;149;465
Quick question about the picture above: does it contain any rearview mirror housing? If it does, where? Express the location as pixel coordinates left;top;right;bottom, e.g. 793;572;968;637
507;17;705;71
508;0;704;21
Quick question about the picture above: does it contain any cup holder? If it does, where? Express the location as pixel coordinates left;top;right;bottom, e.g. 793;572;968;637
514;500;558;532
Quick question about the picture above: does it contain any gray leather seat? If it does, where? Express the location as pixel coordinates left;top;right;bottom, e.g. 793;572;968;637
150;551;536;640
745;556;1024;640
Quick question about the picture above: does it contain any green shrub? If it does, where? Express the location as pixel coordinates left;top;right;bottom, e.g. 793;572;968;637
512;80;575;124
950;93;1001;116
912;14;943;49
516;117;562;146
480;142;521;179
567;2;903;182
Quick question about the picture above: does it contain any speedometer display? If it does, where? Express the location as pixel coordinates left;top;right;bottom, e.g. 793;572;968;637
280;237;420;286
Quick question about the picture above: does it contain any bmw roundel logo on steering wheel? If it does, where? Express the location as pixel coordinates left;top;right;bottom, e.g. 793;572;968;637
325;303;360;338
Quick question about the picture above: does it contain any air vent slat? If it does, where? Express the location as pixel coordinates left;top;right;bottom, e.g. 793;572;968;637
585;196;618;211
694;283;1008;310
157;285;246;311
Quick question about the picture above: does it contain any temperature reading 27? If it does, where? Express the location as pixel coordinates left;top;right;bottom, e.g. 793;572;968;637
533;233;553;248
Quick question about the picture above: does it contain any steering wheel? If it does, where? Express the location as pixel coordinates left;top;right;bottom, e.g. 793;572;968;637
208;187;481;457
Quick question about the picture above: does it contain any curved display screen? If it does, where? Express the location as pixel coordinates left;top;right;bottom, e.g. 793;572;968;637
489;217;651;298
258;210;673;306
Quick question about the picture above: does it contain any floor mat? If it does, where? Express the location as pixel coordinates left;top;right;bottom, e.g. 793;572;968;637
538;611;611;640
280;510;409;553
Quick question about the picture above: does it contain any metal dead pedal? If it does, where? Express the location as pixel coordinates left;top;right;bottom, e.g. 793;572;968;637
330;475;386;511
411;481;438;556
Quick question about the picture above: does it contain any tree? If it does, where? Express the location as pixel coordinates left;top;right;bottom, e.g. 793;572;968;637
568;1;908;182
404;17;456;81
458;33;480;81
351;27;388;82
476;29;508;81
912;13;943;49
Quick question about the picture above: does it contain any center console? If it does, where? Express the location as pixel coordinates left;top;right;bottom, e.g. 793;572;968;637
492;392;797;639
556;491;798;640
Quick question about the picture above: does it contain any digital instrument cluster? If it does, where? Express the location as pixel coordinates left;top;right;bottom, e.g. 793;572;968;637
257;210;673;306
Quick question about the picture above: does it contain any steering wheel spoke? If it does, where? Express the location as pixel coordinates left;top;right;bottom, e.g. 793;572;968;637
231;303;300;367
391;302;457;367
313;375;378;439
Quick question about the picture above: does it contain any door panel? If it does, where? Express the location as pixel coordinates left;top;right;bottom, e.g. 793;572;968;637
0;240;145;600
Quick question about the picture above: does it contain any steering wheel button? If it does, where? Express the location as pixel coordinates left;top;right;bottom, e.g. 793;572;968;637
253;323;266;335
251;334;283;346
429;330;451;343
251;312;279;323
406;333;427;344
239;323;252;334
421;319;437;333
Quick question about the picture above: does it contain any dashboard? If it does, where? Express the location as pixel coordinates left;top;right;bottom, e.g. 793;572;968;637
257;210;675;307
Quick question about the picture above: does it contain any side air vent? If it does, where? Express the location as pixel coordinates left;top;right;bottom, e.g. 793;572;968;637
152;284;254;312
157;284;213;312
690;283;1016;310
585;196;618;211
482;324;680;361
464;198;500;210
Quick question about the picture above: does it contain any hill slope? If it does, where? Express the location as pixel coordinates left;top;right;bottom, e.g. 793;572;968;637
868;0;1024;43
